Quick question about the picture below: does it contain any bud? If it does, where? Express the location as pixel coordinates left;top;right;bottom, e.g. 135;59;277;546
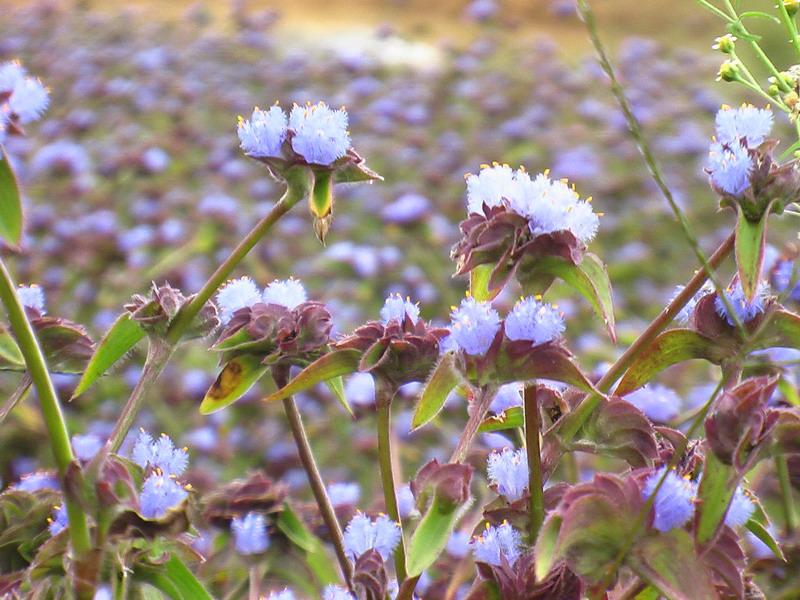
717;60;742;82
202;472;287;528
786;0;799;17
712;34;736;54
410;459;473;511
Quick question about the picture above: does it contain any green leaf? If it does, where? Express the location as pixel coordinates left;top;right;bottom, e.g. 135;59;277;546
135;554;213;600
261;349;362;404
738;10;781;24
0;149;23;248
759;309;800;350
411;353;462;430
406;495;465;577
781;138;800;160
325;375;353;417
534;514;562;580
525;253;616;342
72;313;145;398
745;518;785;561
735;205;769;301
478;406;523;433
778;376;800;407
277;504;340;585
627;530;716;600
0;324;24;367
200;354;269;414
469;264;498;302
696;452;736;544
616;329;730;395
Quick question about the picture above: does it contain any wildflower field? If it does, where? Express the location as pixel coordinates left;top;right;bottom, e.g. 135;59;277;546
2;0;800;598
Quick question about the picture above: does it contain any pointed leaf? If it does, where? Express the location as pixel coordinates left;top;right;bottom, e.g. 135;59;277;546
411;353;462;430
134;554;213;600
200;354;268;414
745;518;785;561
696;451;736;543
469;264;499;302
277;504;340;585
735;205;769;301
0;149;23;248
261;348;362;404
406;494;465;577
325;375;353;417
534;514;562;580
616;329;732;395
507;344;596;393
760;309;800;350
72;313;145;398
478;406;523;433
0;324;24;367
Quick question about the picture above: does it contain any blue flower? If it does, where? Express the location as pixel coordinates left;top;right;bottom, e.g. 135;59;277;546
266;590;296;600
489;382;523;414
231;512;270;555
323;585;355;600
671;282;714;323
131;430;189;476
714;281;769;325
14;471;59;492
48;504;68;536
471;522;523;567
262;277;307;309
771;260;800;301
465;164;521;214
2;69;49;124
724;486;756;529
216;276;262;324
642;467;697;532
237;105;288;158
503;296;565;345
289;102;351;166
487;447;528;501
17;284;46;314
625;384;682;423
327;482;361;507
448;297;501;356
380;293;420;325
71;434;103;462
342;512;402;561
446;529;471;558
707;140;753;197
715;105;773;148
0;62;25;92
139;473;188;519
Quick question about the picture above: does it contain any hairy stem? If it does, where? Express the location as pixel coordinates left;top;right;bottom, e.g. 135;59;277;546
775;455;798;533
277;371;354;590
376;382;408;583
449;386;497;463
523;385;544;543
0;259;93;592
0;372;31;425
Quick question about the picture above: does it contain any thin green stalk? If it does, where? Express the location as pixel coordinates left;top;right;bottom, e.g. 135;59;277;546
165;168;311;345
775;455;798;533
376;384;408;583
695;0;736;22
523;386;544;543
777;1;800;58
449;386;497;463
278;371;354;590
0;260;93;582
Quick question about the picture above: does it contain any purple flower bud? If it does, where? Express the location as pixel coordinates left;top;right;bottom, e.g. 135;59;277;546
642;467;696;532
231;511;270;555
487;447;528;501
503;296;564;345
449;297;501;356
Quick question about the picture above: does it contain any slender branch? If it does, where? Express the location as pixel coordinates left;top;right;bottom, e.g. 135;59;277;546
775;455;798;533
277;371;353;590
376;382;408;583
523;385;544;543
248;565;260;600
449;386;497;463
617;578;647;600
0;259;93;586
777;0;800;58
0;372;31;425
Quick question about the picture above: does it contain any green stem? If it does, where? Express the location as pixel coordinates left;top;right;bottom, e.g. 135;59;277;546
775;455;798;533
0;259;93;584
376;383;408;583
278;372;354;590
777;1;800;59
695;0;736;22
449;386;497;463
523;386;544;543
165;167;312;345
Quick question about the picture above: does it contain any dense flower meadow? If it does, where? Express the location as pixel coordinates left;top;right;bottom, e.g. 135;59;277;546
2;0;800;598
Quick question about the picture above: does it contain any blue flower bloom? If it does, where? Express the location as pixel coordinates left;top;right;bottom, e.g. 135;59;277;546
771;260;800;301
289;102;351;166
71;434;103;462
446;529;471;558
715;105;773;147
724;486;756;529
14;471;59;492
262;277;307;309
323;585;355;600
266;590;296;600
216;276;262;324
487;447;528;501
380;293;420;325
342;512;402;561
642;467;697;532
503;296;564;345
327;482;361;507
625;384;682;423
231;512;270;555
131;430;189;476
17;284;46;314
139;473;188;519
3;71;49;124
471;522;523;567
48;504;68;536
465;164;520;214
714;281;769;325
449;297;501;356
0;62;25;92
489;382;523;414
707;140;753;197
237;105;288;158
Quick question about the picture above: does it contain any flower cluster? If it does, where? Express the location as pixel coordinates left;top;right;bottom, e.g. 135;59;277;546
0;61;49;141
216;276;307;325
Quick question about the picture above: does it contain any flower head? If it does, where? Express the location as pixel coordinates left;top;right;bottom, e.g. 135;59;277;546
131;430;189;476
17;284;45;314
707;140;753;197
231;512;270;555
724;486;756;529
503;296;565;345
140;473;188;519
625;384;682;423
7;77;49;123
380;293;420;325
448;297;501;356
466;164;520;214
71;434;103;462
715;105;773;148
342;512;402;561
327;482;361;507
471;521;523;567
642;467;697;532
489;382;523;413
714;281;769;325
323;586;356;600
487;447;529;501
48;504;68;536
262;278;307;310
0;62;25;92
237;105;288;159
216;277;261;325
289;102;351;166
